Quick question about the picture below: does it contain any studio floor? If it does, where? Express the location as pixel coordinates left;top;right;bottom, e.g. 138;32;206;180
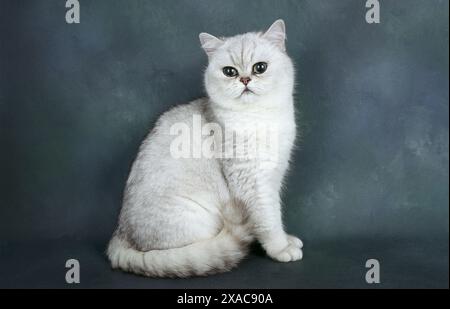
1;236;447;289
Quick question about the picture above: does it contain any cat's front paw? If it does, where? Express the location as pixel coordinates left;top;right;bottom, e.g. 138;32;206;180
267;243;303;262
287;234;303;249
264;235;303;262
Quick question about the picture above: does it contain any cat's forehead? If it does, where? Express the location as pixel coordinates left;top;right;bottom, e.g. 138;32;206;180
215;33;275;66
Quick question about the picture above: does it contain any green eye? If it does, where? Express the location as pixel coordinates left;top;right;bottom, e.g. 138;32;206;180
223;66;238;77
253;62;268;74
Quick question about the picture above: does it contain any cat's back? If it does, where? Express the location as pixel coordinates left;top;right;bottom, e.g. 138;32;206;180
155;98;208;130
126;98;213;185
136;98;208;153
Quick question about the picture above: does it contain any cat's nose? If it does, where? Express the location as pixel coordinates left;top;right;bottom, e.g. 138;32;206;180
240;77;251;86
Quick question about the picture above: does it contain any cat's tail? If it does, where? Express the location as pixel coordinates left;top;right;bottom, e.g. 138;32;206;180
106;213;252;278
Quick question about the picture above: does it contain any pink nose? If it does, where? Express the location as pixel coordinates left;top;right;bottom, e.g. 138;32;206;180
240;77;251;86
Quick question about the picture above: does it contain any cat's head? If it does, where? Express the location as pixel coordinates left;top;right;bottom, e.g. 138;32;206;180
200;20;294;109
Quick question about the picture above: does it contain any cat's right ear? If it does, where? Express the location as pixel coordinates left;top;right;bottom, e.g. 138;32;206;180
199;33;223;57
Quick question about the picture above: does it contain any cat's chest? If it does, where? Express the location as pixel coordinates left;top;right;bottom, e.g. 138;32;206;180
222;111;295;137
217;111;296;156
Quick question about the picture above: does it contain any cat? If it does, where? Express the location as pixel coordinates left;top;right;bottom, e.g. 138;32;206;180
107;20;303;277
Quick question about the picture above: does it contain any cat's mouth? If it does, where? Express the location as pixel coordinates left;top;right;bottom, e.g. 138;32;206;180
240;87;255;96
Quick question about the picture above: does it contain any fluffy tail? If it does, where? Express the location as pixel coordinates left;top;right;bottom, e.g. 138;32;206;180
107;221;252;278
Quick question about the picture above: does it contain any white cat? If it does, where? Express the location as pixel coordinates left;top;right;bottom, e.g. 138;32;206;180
107;20;303;277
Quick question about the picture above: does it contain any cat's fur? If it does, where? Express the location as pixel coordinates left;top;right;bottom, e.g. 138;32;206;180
107;20;303;277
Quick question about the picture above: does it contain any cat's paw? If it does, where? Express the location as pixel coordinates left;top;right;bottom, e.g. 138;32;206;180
287;235;303;249
264;235;303;263
267;243;303;262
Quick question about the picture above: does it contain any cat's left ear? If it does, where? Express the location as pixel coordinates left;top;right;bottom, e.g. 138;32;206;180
199;33;223;57
263;19;286;51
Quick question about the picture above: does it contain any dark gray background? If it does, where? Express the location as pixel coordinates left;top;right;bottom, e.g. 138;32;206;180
0;0;448;288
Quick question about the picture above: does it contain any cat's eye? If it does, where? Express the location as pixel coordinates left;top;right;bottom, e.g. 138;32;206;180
223;66;238;77
253;62;268;74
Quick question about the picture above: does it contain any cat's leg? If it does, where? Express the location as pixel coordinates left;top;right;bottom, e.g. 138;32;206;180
249;184;303;262
222;160;302;262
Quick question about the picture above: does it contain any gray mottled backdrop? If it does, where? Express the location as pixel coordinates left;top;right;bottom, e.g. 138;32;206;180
0;0;448;288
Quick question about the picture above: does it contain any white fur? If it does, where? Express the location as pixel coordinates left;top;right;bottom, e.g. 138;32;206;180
107;20;303;277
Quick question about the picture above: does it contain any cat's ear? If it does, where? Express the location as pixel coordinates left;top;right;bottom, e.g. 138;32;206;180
263;19;286;51
199;33;223;57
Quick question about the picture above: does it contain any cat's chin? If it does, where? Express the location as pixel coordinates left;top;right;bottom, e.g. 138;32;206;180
239;96;255;104
237;90;257;102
